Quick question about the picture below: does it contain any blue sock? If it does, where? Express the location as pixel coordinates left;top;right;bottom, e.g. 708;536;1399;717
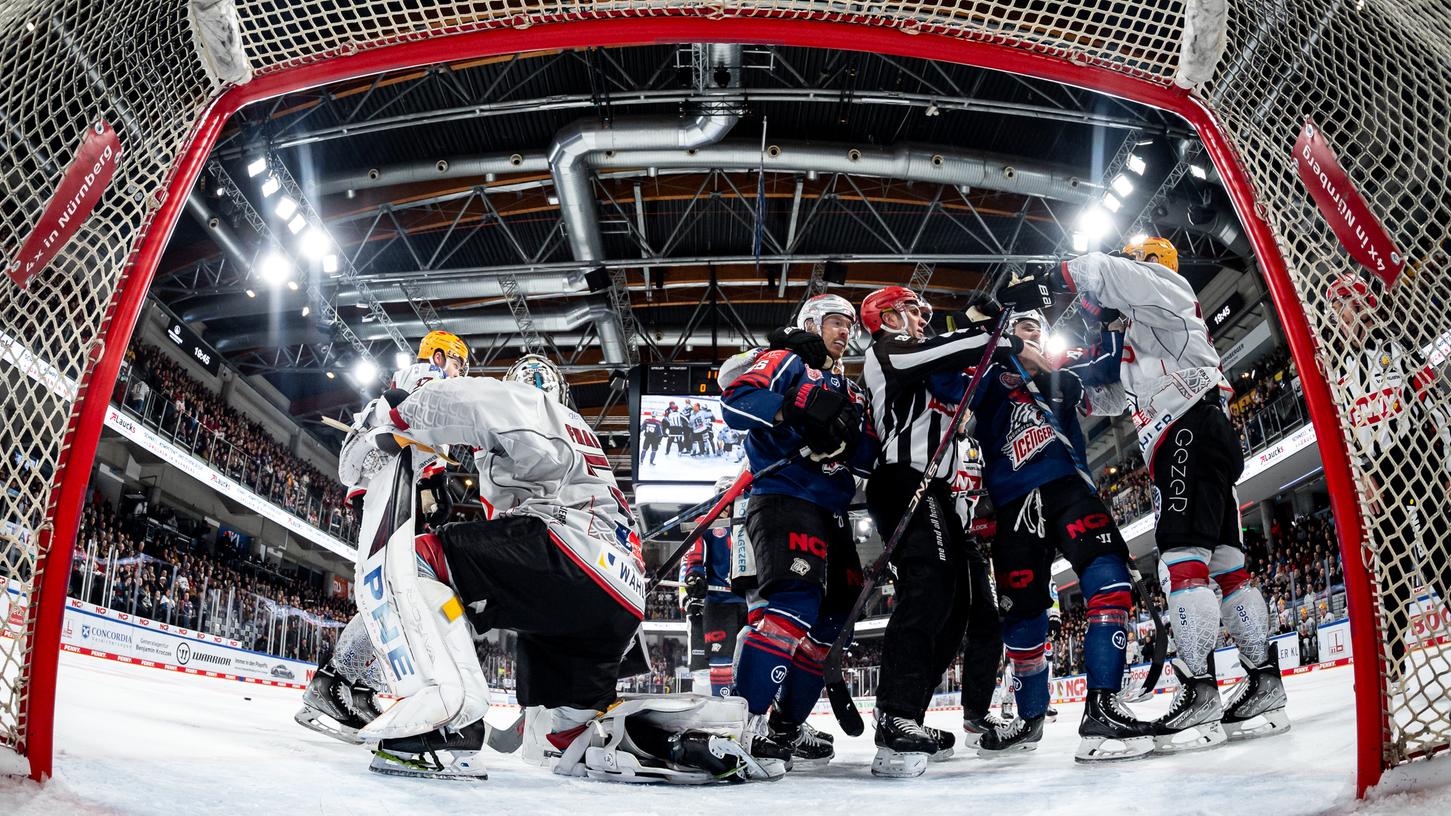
776;611;845;723
732;585;820;716
1003;611;1050;719
1080;555;1133;691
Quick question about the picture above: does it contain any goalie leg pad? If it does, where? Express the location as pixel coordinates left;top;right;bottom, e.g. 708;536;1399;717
355;467;490;740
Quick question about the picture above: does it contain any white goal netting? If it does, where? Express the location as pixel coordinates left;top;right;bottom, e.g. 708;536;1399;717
2;0;1449;784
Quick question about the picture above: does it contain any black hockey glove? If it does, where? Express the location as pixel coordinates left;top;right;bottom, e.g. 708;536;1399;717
948;291;1003;330
1077;296;1121;327
780;384;857;461
684;594;704;619
990;335;1026;366
999;276;1053;312
768;326;831;370
684;572;707;601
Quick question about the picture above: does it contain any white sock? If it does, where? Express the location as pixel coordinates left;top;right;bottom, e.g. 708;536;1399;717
1220;585;1270;665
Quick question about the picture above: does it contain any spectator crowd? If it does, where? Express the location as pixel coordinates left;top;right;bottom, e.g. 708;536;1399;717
116;342;356;538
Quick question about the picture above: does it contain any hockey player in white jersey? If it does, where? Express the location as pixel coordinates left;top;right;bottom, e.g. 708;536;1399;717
337;352;773;783
1036;237;1288;750
294;329;469;743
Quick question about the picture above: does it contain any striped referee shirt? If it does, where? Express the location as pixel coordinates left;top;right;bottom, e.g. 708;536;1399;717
864;327;1020;481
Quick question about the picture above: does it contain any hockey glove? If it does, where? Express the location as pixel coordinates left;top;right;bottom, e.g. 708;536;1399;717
990;335;1027;366
684;572;707;600
1077;294;1121;327
780;384;857;461
768;326;831;370
949;292;1004;330
338;426;405;489
1048;614;1062;641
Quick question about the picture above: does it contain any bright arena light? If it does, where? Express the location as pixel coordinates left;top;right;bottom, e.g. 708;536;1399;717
1045;333;1068;357
1129;232;1149;245
256;252;292;286
260;176;280;197
246;157;267;177
300;228;330;260
395;351;412;369
1110;173;1134;196
1075;205;1114;241
1125;153;1146;175
273;195;298;220
353;358;379;384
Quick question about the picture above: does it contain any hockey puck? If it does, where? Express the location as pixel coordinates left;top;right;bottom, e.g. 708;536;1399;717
243;696;252;701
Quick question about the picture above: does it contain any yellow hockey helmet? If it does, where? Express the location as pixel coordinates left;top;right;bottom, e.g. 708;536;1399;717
417;330;470;373
1122;236;1179;274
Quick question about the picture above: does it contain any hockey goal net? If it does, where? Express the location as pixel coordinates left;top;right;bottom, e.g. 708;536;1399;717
2;0;1447;792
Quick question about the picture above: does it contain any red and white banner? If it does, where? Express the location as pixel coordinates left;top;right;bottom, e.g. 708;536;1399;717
7;120;123;288
1293;117;1405;285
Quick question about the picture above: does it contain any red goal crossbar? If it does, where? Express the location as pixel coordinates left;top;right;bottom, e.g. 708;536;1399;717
24;16;1383;795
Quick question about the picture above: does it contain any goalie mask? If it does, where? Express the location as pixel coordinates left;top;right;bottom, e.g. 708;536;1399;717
505;353;569;404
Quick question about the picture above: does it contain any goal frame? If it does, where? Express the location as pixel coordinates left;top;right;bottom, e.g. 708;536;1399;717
21;15;1382;793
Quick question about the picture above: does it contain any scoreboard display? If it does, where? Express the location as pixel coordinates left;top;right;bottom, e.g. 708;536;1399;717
641;364;720;396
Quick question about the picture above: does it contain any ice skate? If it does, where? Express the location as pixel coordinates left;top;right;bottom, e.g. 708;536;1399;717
1151;659;1226;753
740;713;791;779
961;710;1008;749
668;731;780;783
1046;706;1059;723
872;714;936;778
1222;653;1290;741
1075;689;1154;762
369;719;488;781
919;722;954;762
769;712;833;767
293;663;374;745
976;714;1044;756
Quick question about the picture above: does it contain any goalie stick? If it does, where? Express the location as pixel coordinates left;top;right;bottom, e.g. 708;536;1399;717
823;311;1010;737
1004;355;1168;701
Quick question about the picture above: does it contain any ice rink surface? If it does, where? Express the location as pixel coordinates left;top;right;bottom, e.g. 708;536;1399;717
3;652;1450;815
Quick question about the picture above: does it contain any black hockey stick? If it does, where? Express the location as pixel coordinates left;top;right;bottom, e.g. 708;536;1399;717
646;447;808;591
1004;355;1169;700
822;312;1011;737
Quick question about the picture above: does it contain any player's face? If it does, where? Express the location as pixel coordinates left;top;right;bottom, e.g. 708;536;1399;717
1013;319;1042;347
430;350;466;378
816;313;854;358
1332;294;1374;342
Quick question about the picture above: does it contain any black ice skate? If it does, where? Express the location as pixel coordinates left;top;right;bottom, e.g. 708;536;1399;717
1046;706;1059;723
872;714;938;777
976;714;1045;757
665;731;782;783
370;719;489;781
293;663;374;744
1075;690;1155;762
919;722;955;762
961;710;1008;749
1151;658;1226;753
1222;652;1290;741
741;713;792;779
769;712;834;767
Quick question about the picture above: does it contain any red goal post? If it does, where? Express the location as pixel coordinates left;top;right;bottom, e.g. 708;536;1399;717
1;1;1441;797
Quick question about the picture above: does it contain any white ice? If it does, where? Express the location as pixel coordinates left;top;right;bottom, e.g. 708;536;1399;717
3;652;1450;815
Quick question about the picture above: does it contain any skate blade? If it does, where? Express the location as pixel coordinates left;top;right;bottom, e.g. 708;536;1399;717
960;732;985;749
871;747;929;778
1153;721;1227;754
1225;708;1291;741
788;755;834;769
369;749;488;781
1074;735;1155;763
294;708;364;745
929;747;954;763
976;739;1041;758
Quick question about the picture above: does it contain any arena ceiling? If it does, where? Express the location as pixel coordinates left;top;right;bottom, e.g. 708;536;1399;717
148;42;1258;488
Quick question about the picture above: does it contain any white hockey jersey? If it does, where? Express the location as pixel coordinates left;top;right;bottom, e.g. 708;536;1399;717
1062;252;1233;459
393;376;647;618
1337;340;1449;467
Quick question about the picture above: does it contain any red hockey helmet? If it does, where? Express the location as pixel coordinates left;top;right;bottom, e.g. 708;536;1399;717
860;286;931;334
1326;272;1378;309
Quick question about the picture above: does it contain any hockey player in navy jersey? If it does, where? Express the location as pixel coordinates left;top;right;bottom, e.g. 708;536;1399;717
721;293;878;771
969;310;1156;762
681;474;751;698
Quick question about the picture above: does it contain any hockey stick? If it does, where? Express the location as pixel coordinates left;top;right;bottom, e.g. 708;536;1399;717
822;312;1011;737
1004;355;1169;701
320;415;460;465
646;447;809;591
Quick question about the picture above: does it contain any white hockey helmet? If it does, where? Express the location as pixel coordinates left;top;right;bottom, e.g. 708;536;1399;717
796;293;858;337
1009;309;1046;329
505;353;568;404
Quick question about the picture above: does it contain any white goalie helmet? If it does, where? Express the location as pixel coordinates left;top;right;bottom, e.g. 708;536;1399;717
796;293;858;338
505;353;568;404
